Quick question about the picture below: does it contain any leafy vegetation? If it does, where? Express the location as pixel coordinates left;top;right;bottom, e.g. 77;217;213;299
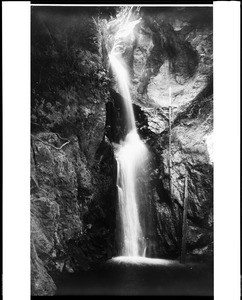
31;7;112;134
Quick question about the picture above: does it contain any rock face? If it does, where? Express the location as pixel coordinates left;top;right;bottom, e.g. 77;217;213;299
150;92;213;260
134;7;213;261
31;7;117;296
130;7;212;126
31;132;116;295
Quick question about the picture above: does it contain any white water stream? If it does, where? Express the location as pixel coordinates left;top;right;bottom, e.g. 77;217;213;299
109;19;149;257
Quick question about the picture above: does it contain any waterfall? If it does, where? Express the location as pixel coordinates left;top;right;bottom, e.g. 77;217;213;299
109;53;136;131
109;19;149;257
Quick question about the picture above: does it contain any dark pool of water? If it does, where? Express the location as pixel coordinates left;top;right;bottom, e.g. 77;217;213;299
55;257;213;296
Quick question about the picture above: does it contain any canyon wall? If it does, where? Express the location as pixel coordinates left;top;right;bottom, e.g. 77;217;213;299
31;6;213;295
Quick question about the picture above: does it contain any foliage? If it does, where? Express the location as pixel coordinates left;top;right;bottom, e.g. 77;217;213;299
31;8;111;134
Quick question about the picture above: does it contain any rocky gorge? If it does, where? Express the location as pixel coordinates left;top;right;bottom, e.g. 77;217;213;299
31;6;213;296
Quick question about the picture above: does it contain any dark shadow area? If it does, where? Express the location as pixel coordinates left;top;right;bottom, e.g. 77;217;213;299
55;259;213;296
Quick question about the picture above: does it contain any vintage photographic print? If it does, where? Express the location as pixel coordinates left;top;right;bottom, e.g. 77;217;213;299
30;5;214;296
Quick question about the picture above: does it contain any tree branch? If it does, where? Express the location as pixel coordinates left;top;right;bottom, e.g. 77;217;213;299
31;135;70;150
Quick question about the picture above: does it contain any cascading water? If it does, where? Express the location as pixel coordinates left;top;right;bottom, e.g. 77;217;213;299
109;17;149;257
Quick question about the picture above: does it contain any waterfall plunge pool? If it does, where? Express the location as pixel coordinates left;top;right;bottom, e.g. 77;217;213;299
55;256;213;296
